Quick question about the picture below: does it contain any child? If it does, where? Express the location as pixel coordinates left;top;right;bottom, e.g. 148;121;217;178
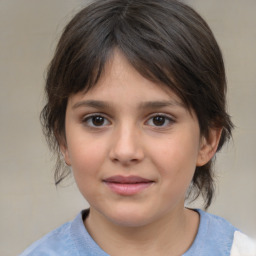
20;0;256;255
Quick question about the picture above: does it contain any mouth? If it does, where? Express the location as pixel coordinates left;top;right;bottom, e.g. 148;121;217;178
103;175;155;196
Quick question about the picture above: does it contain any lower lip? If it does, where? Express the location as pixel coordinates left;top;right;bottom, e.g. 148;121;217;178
104;182;153;195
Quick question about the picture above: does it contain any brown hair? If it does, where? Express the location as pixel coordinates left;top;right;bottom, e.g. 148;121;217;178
41;0;233;209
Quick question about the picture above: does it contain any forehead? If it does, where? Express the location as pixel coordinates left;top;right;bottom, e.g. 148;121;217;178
68;51;184;108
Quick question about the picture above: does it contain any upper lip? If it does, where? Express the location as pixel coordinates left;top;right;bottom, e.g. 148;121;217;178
103;175;154;184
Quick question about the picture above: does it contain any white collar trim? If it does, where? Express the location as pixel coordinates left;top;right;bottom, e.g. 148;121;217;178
230;231;256;256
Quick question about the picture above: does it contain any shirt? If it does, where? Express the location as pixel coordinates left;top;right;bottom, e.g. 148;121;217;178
20;209;256;256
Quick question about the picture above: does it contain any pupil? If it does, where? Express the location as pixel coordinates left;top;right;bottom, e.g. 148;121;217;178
153;116;165;126
92;116;104;126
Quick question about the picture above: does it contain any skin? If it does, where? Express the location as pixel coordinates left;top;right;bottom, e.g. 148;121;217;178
61;51;221;255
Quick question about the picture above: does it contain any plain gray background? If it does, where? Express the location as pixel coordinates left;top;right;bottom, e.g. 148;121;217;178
0;1;255;255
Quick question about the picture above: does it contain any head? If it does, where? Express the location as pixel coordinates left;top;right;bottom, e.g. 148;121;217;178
41;0;233;209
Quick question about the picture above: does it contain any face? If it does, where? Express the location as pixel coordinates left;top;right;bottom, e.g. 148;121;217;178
62;51;213;227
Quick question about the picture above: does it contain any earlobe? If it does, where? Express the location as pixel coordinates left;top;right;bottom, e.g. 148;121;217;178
60;144;71;166
54;129;71;166
196;128;222;167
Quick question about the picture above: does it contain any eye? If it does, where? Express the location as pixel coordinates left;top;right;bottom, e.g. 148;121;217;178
146;114;174;127
83;114;110;127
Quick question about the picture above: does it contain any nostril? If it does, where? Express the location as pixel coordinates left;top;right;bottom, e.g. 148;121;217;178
110;155;142;165
109;130;145;164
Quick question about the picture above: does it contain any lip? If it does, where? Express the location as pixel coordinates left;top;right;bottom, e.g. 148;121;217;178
103;175;154;196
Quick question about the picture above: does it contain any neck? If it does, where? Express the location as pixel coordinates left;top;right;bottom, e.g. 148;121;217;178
84;207;199;256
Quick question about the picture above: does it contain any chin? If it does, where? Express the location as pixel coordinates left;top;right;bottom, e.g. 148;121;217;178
104;204;156;228
110;215;151;228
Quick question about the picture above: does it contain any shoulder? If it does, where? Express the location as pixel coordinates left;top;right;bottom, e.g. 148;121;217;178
19;221;76;256
190;210;256;256
184;209;238;256
198;209;237;235
19;210;109;256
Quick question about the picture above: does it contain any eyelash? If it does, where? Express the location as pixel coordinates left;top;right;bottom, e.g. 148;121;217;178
82;113;175;128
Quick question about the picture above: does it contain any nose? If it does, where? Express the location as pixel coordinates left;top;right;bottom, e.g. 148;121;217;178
109;124;145;165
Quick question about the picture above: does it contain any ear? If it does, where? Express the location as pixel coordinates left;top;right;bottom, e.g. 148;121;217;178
54;128;71;166
196;128;222;166
59;141;71;166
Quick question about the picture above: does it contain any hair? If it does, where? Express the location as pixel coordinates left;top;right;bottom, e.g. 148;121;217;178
41;0;233;209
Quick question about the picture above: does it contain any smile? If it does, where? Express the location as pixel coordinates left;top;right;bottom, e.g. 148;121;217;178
103;175;154;196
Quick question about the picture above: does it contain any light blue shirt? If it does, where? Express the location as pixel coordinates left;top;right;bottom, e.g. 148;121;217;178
20;209;238;256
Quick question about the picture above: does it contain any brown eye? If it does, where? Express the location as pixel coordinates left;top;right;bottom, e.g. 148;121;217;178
152;116;166;126
92;116;105;126
83;115;110;127
146;114;174;127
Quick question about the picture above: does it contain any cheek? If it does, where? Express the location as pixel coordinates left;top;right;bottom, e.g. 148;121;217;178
67;135;107;179
150;136;199;207
67;137;108;199
149;132;200;182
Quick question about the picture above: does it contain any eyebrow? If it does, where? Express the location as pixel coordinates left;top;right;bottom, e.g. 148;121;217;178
72;100;112;110
72;99;184;110
139;100;184;109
